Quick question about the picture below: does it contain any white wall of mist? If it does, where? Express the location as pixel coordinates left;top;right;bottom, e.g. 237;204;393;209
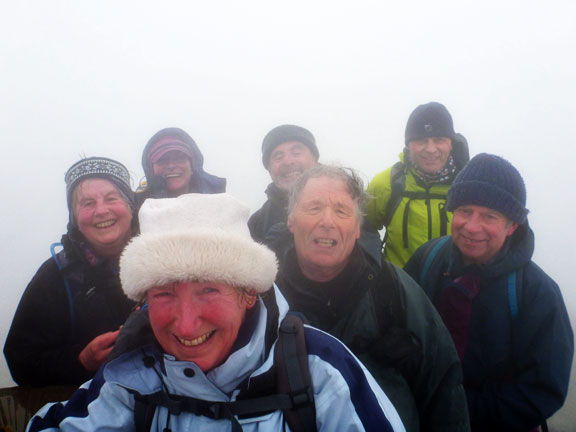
1;1;575;429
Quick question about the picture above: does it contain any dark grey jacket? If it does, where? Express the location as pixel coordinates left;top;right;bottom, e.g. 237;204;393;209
276;246;470;432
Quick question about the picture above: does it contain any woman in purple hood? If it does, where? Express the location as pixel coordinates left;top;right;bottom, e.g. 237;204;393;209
136;127;226;210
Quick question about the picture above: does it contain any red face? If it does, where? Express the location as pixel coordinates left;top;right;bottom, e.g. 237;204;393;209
152;150;193;196
408;137;453;174
268;141;318;190
451;204;518;265
147;281;254;372
288;177;360;281
74;178;133;258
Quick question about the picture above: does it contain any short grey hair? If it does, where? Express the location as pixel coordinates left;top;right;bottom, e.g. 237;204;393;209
288;165;369;224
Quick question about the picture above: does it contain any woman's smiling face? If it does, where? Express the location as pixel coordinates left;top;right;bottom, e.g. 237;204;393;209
152;150;193;196
73;178;133;258
147;281;254;371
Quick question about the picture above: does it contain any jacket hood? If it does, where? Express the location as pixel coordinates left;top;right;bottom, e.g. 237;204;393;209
264;182;288;206
483;222;534;277
141;127;226;195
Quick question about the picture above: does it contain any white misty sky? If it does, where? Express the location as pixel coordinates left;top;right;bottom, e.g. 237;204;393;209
1;0;575;427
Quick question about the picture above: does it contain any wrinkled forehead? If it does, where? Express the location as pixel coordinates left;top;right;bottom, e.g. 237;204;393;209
298;176;353;201
455;204;511;220
295;178;360;221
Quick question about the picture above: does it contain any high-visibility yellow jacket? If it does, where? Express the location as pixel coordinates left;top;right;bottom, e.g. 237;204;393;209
367;135;469;267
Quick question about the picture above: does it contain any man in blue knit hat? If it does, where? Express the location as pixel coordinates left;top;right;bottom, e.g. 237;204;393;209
405;153;573;431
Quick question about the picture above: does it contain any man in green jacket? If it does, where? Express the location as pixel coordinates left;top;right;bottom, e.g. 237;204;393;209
276;164;470;432
367;102;469;267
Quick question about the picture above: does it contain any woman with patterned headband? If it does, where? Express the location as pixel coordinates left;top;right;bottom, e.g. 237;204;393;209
4;157;136;386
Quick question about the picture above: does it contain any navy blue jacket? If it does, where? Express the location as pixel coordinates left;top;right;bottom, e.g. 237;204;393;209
405;225;574;431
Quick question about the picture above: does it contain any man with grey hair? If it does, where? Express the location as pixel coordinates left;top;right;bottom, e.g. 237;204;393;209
276;164;470;432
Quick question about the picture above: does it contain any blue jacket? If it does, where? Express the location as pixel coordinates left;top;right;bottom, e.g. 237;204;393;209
404;225;574;431
27;286;405;432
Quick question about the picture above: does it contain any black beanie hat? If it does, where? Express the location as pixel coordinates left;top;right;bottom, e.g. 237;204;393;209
405;102;455;145
261;124;319;168
446;153;529;224
65;157;134;216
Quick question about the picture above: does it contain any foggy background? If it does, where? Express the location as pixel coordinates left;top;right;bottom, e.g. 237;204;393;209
1;1;575;429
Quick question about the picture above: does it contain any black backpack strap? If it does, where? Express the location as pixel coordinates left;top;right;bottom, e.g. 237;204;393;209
380;161;448;250
382;161;406;229
133;392;158;432
370;260;402;330
274;313;317;432
363;262;422;372
438;202;448;236
132;390;244;432
399;190;448;248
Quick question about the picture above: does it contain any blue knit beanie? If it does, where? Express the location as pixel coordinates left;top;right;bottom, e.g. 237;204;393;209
446;153;529;224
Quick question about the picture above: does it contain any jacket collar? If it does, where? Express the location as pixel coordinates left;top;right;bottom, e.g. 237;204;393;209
264;182;288;206
278;245;370;329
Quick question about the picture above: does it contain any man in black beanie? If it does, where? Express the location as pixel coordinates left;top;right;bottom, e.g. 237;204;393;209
248;124;320;247
405;153;573;431
367;102;470;267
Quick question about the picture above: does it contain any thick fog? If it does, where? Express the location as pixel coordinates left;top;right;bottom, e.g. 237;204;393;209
1;1;575;429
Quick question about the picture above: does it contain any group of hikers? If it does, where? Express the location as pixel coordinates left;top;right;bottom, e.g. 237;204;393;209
2;102;573;431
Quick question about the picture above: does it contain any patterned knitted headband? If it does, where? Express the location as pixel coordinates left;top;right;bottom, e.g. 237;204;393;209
65;157;134;213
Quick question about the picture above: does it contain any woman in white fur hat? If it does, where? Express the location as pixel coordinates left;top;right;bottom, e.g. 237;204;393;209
27;193;405;432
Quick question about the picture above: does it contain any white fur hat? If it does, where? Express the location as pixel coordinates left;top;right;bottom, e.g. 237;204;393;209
120;193;278;301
